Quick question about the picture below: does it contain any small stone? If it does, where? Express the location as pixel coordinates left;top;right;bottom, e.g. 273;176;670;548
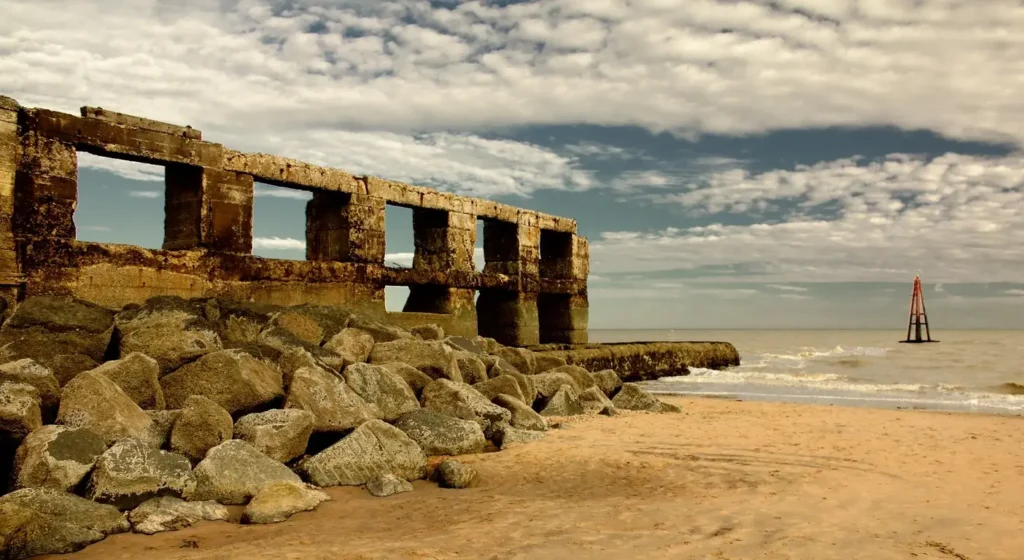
90;352;165;410
410;324;444;341
169;395;233;464
612;383;666;412
323;328;376;366
657;401;683;413
539;386;585;417
128;496;229;535
243;481;330;524
234;409;315;464
192;440;301;505
86;438;197;511
436;460;476;489
366;473;413;497
12;425;107;492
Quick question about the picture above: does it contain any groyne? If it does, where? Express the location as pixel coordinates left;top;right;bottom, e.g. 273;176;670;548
533;342;740;381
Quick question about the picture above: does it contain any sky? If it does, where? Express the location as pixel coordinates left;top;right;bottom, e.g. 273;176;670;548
3;0;1024;329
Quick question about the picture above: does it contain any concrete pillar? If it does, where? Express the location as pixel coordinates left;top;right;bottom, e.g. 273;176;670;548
164;165;254;253
0;97;22;312
13;130;77;242
412;208;475;272
477;289;539;347
305;192;385;264
539;292;589;344
481;218;540;277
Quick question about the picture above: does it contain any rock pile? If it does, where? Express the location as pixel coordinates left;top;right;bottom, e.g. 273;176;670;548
0;295;680;559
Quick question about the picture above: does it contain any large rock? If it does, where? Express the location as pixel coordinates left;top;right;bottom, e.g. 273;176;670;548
285;366;377;433
493;394;547;432
381;363;433;398
532;372;580;402
0;360;60;421
57;371;156;446
299;419;427;487
145;410;180;449
192;440;302;505
114;296;214;334
420;379;511;433
277;304;352;343
550;365;597;392
342;363;419;421
0;488;129;559
410;324;444;341
169;395;233;464
534;355;567;373
473;375;525;403
257;327;345;371
392;409;486;456
234;409;315;464
491;424;547;450
40;354;99;388
539;386;585;417
495;347;536;375
323;328;375;366
366;473;413;497
200;297;280;345
242;481;330;524
86;438;196;510
579;386;616;415
12;425;107;492
347;314;413;343
486;357;521;379
612;383;678;412
160;349;284;415
505;371;538;405
90;353;164;410
120;327;222;377
454;351;488;384
278;347;333;389
128;496;229;535
0;384;43;443
0;296;114;362
436;460;476;489
590;369;623;397
368;339;462;383
444;336;485;355
268;309;326;346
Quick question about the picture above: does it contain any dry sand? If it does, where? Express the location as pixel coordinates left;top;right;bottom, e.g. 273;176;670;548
49;397;1024;560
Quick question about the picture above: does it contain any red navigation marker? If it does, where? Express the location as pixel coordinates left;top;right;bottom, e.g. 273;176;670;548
899;274;938;344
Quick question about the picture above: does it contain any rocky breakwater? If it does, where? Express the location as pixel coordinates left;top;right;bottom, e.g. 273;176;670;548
532;341;741;382
0;295;680;559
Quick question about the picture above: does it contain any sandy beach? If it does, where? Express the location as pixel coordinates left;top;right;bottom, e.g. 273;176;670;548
49;396;1024;560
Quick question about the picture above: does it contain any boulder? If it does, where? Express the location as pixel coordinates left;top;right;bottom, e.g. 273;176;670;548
444;336;485;355
145;410;180;449
192;440;302;505
505;371;538;405
410;324;444;341
472;375;525;403
0;384;43;444
381;363;433;398
490;424;547;450
257;327;345;371
57;371;156;446
534;355;567;373
120;326;222;377
539;386;585;417
368;339;462;383
612;383;677;412
277;304;352;342
40;354;99;388
495;347;536;375
454;351;488;384
473;336;501;354
579;386;616;415
11;425;107;492
420;379;511;434
90;353;164;410
492;394;547;432
532;372;580;402
436;460;476;489
222;340;283;363
128;496;229;535
160;349;284;415
114;295;215;334
657;401;683;413
486;357;520;379
550;365;598;392
242;480;330;524
0;488;129;558
278;347;333;389
0;296;114;362
268;309;325;346
366;473;413;497
392;409;486;456
590;369;623;397
86;438;196;510
285;366;377;434
299;419;427;487
342;363;419;421
234;409;315;464
323;328;375;366
169;396;233;464
0;359;60;421
347;314;412;343
200;297;280;345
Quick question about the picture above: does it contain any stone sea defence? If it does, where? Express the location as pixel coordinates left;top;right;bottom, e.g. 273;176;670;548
534;342;741;381
0;295;684;559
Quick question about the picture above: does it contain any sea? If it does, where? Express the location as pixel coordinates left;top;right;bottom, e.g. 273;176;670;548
591;329;1024;416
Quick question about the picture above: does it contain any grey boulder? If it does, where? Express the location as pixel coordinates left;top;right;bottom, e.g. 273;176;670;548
160;349;284;415
368;339;462;383
128;496;229;535
0;359;60;421
169;395;233;464
86;438;196;510
57;371;156;447
234;408;315;464
11;425;107;493
492;394;547;432
90;352;164;410
242;480;330;524
366;473;413;497
393;409;486;456
436;459;476;489
192;439;302;505
612;383;679;412
299;419;427;487
323;328;376;366
342;362;419;421
590;369;623;397
420;379;511;434
0;488;129;559
539;386;585;417
285;365;377;433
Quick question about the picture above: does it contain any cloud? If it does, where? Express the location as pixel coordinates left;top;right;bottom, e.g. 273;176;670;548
254;186;312;200
593;152;1024;283
253;236;304;250
1006;289;1024;296
79;225;111;232
128;190;161;199
78;153;164;182
766;284;809;292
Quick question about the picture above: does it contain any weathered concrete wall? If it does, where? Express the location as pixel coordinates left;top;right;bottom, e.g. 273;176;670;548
532;342;741;381
0;95;588;346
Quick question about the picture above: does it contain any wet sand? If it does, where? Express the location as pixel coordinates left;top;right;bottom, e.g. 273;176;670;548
50;397;1024;560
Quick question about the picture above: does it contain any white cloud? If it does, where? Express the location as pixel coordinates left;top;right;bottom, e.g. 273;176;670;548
385;252;413;267
766;284;809;292
1006;289;1024;296
77;153;164;182
254;186;312;200
128;190;161;199
80;225;111;232
253;236;305;250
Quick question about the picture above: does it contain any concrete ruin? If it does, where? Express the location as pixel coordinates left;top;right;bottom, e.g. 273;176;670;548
0;96;588;347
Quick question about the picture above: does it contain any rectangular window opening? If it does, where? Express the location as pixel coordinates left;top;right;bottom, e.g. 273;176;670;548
75;152;166;249
252;182;310;260
384;285;411;312
481;218;518;275
540;229;573;279
385;204;414;269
